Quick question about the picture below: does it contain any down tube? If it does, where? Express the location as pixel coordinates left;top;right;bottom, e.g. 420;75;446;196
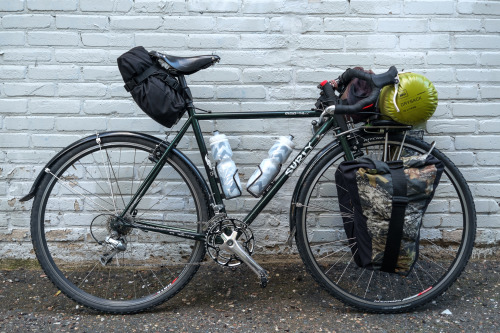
242;118;335;226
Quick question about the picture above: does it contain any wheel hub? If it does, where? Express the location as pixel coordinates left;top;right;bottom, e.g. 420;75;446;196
107;214;133;236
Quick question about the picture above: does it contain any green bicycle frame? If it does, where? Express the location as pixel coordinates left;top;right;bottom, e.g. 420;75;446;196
122;107;354;241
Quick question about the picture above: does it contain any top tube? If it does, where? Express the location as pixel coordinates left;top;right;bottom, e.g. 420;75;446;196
193;110;322;120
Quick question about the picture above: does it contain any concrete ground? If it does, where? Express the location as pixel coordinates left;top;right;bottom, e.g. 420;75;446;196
0;258;498;333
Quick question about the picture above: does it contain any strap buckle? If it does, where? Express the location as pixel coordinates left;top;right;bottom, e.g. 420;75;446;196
170;78;180;91
124;65;160;92
387;160;404;169
124;78;137;92
392;195;409;206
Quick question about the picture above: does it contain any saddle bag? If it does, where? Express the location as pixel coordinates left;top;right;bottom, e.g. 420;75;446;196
117;46;187;128
335;154;444;275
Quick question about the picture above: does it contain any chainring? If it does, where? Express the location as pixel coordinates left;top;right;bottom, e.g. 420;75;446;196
205;216;255;267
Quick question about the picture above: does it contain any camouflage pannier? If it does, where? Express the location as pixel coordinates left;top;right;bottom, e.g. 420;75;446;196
335;154;444;276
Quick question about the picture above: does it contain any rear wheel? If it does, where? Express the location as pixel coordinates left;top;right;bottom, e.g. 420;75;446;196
294;134;476;313
30;134;210;313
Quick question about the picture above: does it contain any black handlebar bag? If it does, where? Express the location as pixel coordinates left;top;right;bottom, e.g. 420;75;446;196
339;67;375;123
335;154;443;276
117;46;186;128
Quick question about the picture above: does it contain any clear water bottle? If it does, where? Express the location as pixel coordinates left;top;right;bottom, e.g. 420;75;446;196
246;135;295;197
209;131;242;199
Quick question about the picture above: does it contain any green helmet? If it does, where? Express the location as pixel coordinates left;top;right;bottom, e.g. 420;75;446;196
379;72;438;125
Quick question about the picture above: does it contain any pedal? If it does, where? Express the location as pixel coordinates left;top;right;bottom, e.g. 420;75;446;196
260;272;269;288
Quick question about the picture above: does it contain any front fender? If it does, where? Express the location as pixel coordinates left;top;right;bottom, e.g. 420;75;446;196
20;131;210;203
288;139;341;236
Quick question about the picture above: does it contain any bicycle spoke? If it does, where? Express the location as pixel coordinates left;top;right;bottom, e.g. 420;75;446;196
136;179;186;219
131;149;137;197
334;248;357;283
138;271;152;295
318;242;356;263
78;262;99;290
419;253;448;272
425;239;459;258
308;237;356;247
350;268;366;293
106;149;127;208
149;269;165;290
34;137;209;312
387;273;395;300
364;271;374;298
106;269;111;300
413;267;424;291
96;135;118;213
415;262;438;283
297;135;474;312
76;161;109;200
298;201;355;215
45;168;116;215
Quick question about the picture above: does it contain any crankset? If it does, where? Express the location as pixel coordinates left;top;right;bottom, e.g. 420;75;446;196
205;216;269;287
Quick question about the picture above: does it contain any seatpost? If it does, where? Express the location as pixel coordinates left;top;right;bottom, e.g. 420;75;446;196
177;75;194;108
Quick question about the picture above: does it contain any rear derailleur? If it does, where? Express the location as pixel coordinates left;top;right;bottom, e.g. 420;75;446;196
90;214;130;266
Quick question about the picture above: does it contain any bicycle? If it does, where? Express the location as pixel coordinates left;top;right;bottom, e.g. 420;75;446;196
21;53;476;314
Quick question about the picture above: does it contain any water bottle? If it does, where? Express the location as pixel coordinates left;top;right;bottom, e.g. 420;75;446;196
209;131;242;199
246;135;295;197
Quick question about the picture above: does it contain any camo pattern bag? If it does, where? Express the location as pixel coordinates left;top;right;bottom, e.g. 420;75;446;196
335;154;444;275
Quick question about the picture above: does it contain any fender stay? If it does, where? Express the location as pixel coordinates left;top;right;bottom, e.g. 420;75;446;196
288;140;341;235
20;131;210;203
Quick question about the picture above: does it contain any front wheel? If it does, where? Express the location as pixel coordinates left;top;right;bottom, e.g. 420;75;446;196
30;134;210;314
294;134;476;313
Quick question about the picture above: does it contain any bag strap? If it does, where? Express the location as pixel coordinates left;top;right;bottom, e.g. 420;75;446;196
380;161;409;273
124;64;182;94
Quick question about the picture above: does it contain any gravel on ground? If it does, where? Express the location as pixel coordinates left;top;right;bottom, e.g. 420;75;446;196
0;258;498;332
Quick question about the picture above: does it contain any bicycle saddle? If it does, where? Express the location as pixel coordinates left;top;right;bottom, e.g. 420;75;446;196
150;51;220;75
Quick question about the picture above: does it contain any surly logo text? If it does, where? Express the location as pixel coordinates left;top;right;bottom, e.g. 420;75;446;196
285;143;314;176
285;112;309;116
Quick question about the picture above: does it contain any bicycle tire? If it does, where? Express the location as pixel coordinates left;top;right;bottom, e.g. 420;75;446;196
30;134;210;314
294;134;476;313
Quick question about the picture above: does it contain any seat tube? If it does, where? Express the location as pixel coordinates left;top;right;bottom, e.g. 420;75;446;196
179;74;223;206
191;112;225;207
177;75;194;108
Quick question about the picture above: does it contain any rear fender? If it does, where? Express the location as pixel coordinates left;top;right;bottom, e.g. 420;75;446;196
20;131;210;203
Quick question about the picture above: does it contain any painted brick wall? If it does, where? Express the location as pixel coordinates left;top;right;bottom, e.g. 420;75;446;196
1;0;499;258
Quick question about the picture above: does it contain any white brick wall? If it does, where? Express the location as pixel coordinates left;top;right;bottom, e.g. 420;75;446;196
1;0;499;257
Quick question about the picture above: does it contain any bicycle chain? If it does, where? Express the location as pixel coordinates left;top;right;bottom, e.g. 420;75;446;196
92;213;293;268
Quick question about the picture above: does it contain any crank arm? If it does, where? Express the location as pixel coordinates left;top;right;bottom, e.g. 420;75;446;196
221;231;269;287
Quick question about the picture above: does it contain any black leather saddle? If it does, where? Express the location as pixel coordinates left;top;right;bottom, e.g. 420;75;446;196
150;51;220;75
